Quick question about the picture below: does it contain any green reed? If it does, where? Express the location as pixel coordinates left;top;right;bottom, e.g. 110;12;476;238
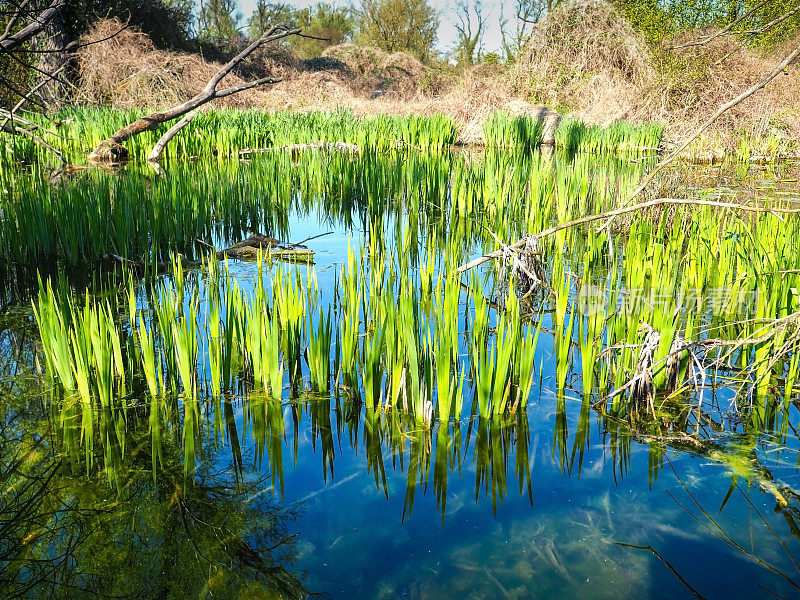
18;118;800;490
0;108;459;166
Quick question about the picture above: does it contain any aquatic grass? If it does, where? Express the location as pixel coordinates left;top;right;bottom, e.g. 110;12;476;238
483;112;545;150
308;307;333;393
21;118;800;501
0;108;459;166
554;118;663;156
273;266;307;384
433;275;464;422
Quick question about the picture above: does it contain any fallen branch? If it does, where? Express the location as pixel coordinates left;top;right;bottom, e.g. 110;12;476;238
0;65;66;131
598;35;800;233
147;110;196;163
1;121;65;164
198;234;316;263
87;24;301;163
455;197;800;274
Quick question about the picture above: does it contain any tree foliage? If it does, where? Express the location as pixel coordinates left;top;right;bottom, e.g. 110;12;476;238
293;3;355;58
198;0;241;50
246;0;293;39
245;2;354;58
453;0;489;65
613;0;800;47
356;0;439;62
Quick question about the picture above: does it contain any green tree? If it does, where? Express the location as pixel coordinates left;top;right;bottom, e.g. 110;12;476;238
453;0;489;65
198;0;242;49
613;0;800;47
246;0;295;39
356;0;439;62
292;3;356;57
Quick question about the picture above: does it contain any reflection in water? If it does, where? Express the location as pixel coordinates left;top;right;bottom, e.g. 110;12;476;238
0;395;310;599
1;153;800;599
3;298;800;598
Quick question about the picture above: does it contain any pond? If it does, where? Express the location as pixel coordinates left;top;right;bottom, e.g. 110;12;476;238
1;115;799;599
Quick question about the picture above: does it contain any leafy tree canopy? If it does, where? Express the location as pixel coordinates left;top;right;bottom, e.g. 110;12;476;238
356;0;439;62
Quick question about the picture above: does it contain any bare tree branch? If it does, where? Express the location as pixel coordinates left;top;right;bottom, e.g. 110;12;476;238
747;2;800;34
0;64;66;130
1;0;31;40
215;75;281;98
595;37;800;233
454;0;489;65
0;120;65;164
455;197;800;274
87;24;301;162
147;110;197;163
667;0;800;50
0;0;64;53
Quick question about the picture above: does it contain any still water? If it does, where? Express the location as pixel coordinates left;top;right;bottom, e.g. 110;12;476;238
1;153;799;599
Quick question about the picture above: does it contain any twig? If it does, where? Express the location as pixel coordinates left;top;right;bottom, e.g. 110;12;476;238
668;0;769;50
1;121;65;164
615;543;708;599
0;64;66;130
286;231;334;248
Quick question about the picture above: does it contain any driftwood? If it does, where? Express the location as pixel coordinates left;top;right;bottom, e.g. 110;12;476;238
87;24;301;163
239;142;361;157
215;234;315;262
102;234;317;274
201;233;329;263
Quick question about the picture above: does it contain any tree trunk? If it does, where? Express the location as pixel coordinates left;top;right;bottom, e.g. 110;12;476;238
88;24;299;163
30;0;72;108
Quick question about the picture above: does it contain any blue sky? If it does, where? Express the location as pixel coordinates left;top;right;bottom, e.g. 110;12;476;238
235;0;518;55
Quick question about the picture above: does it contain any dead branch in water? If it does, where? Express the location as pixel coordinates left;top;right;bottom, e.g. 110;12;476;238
597;36;800;232
197;234;317;263
0;110;65;164
454;197;800;275
147;111;197;164
87;24;302;163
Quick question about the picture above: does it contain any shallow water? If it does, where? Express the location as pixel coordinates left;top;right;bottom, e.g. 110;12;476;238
1;152;799;599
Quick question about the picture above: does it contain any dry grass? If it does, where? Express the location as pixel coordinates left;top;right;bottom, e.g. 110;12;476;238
652;33;800;156
74;10;800;153
74;20;555;144
507;0;799;155
75;20;277;109
510;0;654;123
